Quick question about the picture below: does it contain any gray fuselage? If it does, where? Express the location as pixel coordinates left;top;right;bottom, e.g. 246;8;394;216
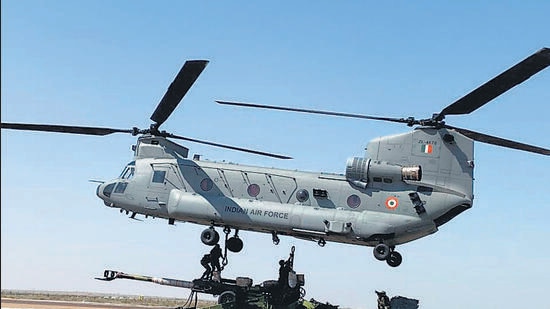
97;127;474;248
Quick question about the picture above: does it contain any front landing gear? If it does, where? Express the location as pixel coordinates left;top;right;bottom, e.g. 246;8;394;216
373;243;403;267
373;243;390;261
200;226;244;253
225;228;243;253
201;227;220;246
226;237;243;252
386;251;402;267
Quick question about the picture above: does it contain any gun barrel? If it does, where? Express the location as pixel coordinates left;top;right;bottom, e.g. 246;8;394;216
149;277;194;289
97;270;194;289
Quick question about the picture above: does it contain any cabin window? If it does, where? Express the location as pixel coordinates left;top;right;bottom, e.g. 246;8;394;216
114;182;128;194
200;178;213;191
247;184;260;197
373;177;382;182
383;178;393;183
296;189;309;202
152;170;166;183
347;194;361;208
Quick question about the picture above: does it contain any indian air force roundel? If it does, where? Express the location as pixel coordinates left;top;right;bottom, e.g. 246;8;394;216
385;197;399;210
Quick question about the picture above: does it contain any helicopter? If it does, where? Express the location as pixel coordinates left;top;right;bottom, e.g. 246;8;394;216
2;47;549;268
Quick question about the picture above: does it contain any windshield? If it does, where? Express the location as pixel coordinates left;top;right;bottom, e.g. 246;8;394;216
119;161;136;179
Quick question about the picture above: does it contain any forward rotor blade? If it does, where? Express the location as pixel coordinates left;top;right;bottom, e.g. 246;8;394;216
167;133;292;159
1;122;133;136
150;60;209;126
437;47;550;121
216;101;410;124
445;124;549;156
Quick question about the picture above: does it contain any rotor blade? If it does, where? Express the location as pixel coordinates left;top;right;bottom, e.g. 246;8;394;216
167;133;292;159
1;122;134;136
445;124;550;156
216;100;411;125
437;47;550;120
150;60;209;127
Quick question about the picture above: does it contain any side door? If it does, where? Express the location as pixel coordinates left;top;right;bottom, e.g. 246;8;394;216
145;163;183;210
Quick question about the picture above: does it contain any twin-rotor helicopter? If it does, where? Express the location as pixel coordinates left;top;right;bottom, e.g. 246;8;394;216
2;47;549;267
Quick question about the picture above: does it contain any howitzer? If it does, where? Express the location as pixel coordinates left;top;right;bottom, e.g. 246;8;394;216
97;270;305;309
95;247;324;309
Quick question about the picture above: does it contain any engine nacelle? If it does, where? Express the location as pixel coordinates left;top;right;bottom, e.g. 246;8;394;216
345;157;421;188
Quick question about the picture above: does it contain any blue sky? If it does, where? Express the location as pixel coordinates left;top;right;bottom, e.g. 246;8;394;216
2;1;549;309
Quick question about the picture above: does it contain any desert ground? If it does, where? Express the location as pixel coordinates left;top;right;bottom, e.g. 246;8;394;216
1;291;215;309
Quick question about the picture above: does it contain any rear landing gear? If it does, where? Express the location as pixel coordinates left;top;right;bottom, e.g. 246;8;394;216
373;243;402;267
386;251;402;267
373;243;390;261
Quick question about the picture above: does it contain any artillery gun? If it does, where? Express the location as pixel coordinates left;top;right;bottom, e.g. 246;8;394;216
96;247;339;309
375;290;419;309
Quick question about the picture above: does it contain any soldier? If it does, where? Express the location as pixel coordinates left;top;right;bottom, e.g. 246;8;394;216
376;290;390;309
200;253;212;280
278;259;291;288
210;244;224;273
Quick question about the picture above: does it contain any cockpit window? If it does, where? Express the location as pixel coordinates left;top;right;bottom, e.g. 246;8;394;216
120;167;135;180
152;170;166;183
103;183;116;197
119;162;135;178
114;182;128;194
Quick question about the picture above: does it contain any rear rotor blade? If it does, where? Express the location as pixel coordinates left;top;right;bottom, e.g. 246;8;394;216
216;100;412;125
445;124;550;156
150;60;209;127
1;122;134;136
167;133;292;159
437;47;550;120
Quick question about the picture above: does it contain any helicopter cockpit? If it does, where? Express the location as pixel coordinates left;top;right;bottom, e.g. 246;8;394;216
119;162;135;180
97;161;135;201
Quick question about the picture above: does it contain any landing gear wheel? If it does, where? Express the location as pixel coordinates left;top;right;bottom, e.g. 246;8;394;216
386;251;402;267
318;238;326;247
201;228;220;246
218;290;236;304
226;236;244;253
373;243;390;261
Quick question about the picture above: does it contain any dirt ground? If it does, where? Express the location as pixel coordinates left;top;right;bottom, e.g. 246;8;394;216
1;298;170;308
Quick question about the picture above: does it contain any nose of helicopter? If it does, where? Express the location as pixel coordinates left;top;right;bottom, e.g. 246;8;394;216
96;183;103;198
96;181;116;206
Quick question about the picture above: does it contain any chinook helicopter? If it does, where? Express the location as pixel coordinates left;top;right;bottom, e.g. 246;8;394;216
2;48;549;268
